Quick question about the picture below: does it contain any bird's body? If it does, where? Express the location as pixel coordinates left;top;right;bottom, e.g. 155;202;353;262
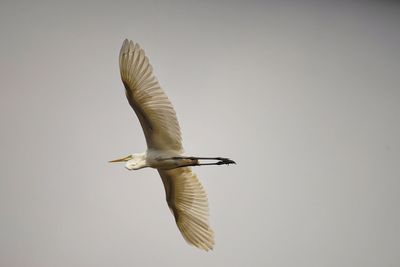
113;149;199;170
110;39;235;251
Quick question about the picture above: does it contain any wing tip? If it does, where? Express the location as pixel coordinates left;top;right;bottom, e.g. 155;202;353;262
120;38;141;55
177;219;215;251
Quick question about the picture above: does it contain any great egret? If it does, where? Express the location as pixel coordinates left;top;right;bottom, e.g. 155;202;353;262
110;39;235;251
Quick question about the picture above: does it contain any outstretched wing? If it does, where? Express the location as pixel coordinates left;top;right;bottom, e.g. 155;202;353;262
158;167;214;251
119;39;183;152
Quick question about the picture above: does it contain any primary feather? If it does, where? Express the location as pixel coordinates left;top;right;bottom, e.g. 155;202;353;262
158;168;214;251
119;39;182;152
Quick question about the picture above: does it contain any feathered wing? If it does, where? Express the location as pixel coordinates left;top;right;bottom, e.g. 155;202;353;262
120;39;213;250
119;39;182;152
158;167;214;251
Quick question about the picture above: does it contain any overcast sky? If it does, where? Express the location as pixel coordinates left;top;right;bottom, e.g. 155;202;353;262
1;0;399;266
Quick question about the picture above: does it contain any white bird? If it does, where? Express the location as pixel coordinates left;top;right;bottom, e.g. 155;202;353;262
110;39;235;251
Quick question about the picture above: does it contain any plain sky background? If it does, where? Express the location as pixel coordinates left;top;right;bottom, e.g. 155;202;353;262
1;0;399;266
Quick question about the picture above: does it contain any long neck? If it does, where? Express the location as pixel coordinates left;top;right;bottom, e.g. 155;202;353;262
126;153;148;170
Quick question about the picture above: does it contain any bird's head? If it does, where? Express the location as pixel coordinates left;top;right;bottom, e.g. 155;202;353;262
109;153;147;170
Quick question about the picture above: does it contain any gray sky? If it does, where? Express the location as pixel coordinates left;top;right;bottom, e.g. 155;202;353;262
1;0;399;266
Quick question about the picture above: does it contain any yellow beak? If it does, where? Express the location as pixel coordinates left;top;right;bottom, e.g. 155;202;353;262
109;154;133;163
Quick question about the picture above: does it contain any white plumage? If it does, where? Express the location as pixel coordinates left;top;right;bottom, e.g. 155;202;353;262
110;39;235;251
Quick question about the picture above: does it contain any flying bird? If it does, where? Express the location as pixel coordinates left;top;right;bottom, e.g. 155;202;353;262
110;39;235;251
